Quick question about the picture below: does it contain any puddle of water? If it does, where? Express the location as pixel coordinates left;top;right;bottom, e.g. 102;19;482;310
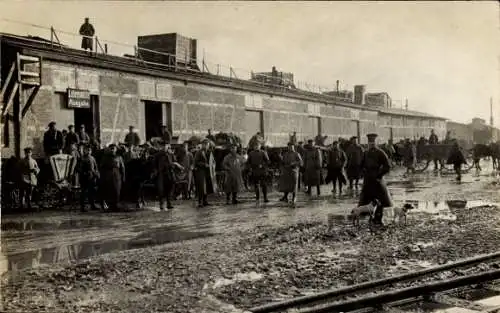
4;227;215;272
1;218;112;231
388;200;498;222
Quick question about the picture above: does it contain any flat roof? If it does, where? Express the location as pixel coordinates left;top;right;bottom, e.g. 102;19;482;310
0;32;447;120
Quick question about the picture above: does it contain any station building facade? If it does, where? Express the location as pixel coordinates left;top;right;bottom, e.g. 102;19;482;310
1;34;447;158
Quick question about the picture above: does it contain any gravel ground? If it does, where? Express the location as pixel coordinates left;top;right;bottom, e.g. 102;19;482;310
2;203;500;313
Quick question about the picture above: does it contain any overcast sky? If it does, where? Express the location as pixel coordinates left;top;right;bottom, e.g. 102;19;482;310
1;1;499;125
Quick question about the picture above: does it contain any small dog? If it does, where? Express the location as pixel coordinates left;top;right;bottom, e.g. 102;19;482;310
392;203;414;225
350;199;381;226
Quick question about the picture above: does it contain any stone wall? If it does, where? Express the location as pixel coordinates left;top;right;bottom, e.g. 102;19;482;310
2;59;448;157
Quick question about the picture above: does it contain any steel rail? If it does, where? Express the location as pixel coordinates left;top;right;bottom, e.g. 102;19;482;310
299;269;500;313
249;250;500;313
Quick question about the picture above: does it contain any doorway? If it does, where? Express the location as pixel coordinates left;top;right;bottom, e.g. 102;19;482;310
144;100;164;141
244;110;263;143
74;95;100;142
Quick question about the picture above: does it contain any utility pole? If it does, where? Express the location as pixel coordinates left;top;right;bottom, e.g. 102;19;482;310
490;97;494;126
405;98;408;110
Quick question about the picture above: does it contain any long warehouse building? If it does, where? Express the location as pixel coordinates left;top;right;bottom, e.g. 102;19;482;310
0;32;447;158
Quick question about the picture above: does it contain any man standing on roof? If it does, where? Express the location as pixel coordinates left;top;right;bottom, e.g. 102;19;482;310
79;17;95;52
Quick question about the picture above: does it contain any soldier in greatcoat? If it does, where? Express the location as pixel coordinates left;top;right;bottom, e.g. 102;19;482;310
79;17;95;52
345;136;364;190
194;139;217;208
278;142;303;205
99;144;126;211
303;139;323;197
246;142;270;203
19;147;40;210
78;145;99;212
222;145;245;204
43;121;64;157
359;133;393;226
326;141;347;196
154;143;179;210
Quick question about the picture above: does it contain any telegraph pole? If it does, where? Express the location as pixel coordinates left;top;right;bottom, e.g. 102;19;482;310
490;97;494;126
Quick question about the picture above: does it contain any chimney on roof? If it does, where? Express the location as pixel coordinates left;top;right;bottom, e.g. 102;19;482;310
354;85;366;105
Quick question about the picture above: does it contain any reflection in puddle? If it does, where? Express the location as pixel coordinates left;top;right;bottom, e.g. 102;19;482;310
5;227;215;272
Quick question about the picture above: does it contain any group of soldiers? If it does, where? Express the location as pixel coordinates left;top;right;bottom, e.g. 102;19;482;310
16;119;471;226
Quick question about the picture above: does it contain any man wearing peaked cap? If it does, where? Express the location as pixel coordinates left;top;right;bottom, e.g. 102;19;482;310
358;132;393;227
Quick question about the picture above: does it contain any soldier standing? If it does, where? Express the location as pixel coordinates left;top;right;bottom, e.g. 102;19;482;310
19;147;40;210
222;144;245;204
194;139;216;208
43;122;64;157
359;133;393;226
326;141;347;196
64;125;80;154
247;142;270;203
345;136;364;190
124;126;141;147
278;142;303;205
79;17;95;52
99;144;126;211
154;143;177;210
303;139;322;197
447;140;467;182
78;145;99;212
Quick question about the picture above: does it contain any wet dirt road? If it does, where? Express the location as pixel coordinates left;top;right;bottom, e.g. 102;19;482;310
2;163;499;273
1;162;500;313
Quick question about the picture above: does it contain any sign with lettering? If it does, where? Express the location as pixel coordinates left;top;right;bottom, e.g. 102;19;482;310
67;88;90;109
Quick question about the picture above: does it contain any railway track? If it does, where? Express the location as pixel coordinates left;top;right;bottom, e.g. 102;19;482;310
249;251;500;313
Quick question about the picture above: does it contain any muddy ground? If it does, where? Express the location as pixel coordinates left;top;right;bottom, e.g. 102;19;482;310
1;164;500;313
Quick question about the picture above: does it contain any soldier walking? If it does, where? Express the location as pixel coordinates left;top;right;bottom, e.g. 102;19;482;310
247;142;270;203
359;133;393;226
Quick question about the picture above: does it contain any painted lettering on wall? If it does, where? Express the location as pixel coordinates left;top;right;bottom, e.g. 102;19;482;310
67;88;90;109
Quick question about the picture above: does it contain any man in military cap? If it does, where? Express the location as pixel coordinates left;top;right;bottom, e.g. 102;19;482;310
43;121;64;157
359;133;393;226
246;141;270;203
154;142;177;210
194;138;217;207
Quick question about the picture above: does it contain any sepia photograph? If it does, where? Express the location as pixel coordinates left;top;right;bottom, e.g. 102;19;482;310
0;1;499;312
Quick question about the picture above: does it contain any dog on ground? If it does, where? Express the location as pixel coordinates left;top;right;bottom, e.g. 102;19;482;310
350;199;381;227
392;203;414;225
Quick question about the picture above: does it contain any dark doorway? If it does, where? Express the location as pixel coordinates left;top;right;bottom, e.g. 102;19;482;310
144;100;164;141
74;95;100;143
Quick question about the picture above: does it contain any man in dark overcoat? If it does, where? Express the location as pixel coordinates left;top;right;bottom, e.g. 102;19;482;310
278;142;303;205
154;142;177;210
64;125;80;154
303;139;322;197
194;139;216;208
359;133;393;226
43;121;64;157
99;144;126;211
345;136;364;190
79;17;95;51
326;141;347;196
246;142;270;203
124;126;141;147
